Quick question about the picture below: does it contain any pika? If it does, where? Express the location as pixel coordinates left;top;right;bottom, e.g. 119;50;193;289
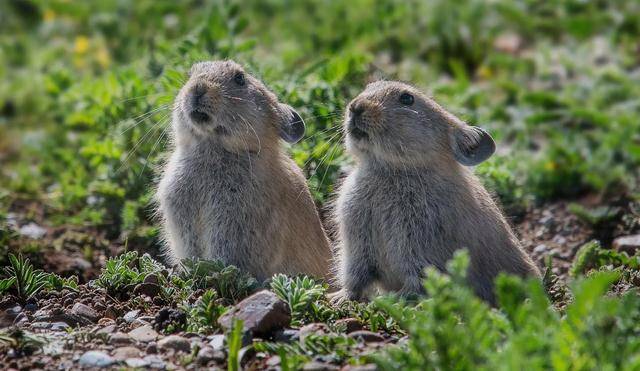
157;60;331;281
332;81;539;304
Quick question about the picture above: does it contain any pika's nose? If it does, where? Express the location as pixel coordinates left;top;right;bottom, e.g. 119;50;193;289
350;104;364;117
191;83;208;107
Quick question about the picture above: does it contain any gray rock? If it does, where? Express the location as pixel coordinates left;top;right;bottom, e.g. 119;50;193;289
95;324;116;335
143;355;166;369
613;234;640;255
218;290;290;339
533;244;548;254
0;305;22;327
128;324;159;342
123;309;140;323
33;309;90;326
125;358;150;368
108;332;132;345
78;351;114;368
303;361;340;371
50;322;71;331
208;334;225;351
71;303;100;323
19;222;47;239
196;346;223;365
299;323;330;343
348;330;385;343
343;364;378;371
157;335;191;353
112;346;141;360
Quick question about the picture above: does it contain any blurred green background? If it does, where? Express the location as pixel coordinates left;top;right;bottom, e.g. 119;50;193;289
1;0;639;256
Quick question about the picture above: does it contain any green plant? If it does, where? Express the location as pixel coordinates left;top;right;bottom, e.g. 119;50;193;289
373;251;640;370
93;251;165;295
255;332;359;366
0;329;47;356
187;289;227;333
1;254;50;301
180;258;259;304
270;274;333;326
227;318;244;371
571;240;640;277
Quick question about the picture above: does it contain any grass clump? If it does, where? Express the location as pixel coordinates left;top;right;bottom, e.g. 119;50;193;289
270;274;333;327
186;289;227;333
372;251;640;370
179;258;259;304
571;240;640;277
93;250;165;296
0;254;76;302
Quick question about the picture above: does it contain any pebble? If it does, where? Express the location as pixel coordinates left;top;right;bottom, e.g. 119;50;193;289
303;361;340;371
108;332;133;345
343;364;378;371
71;303;100;323
218;290;291;339
94;324;116;335
112;346;141;360
125;358;150;368
19;222;47;239
123;309;140;323
196;346;219;365
208;334;225;351
348;330;385;343
97;318;115;326
78;351;114;368
128;324;159;342
533;244;548;254
613;234;640;255
142;355;166;369
299;323;330;342
157;335;191;353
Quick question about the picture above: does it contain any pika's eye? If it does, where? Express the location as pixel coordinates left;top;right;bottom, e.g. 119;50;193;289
234;72;246;86
399;92;414;106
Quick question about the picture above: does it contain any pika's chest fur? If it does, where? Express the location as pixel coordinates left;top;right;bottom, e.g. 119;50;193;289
158;144;270;262
339;165;469;269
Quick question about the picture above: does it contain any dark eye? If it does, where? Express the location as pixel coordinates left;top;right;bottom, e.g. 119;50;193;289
234;72;245;86
399;92;414;105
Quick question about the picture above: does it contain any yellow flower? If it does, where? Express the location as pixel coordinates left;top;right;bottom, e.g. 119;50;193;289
477;65;493;79
544;161;557;171
43;9;56;21
74;36;90;54
96;46;111;69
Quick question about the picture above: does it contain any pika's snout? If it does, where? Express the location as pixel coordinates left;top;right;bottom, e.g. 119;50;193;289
347;100;372;140
186;81;218;124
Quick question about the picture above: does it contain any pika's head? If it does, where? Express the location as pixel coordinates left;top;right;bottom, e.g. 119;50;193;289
174;60;304;150
344;81;495;167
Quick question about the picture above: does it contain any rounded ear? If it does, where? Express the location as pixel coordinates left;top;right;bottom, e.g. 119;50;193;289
278;104;305;143
450;126;496;166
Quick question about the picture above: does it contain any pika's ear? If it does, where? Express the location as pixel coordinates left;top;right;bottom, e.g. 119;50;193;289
450;125;496;166
278;104;305;143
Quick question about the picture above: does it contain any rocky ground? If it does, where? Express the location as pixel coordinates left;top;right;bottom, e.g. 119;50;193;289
0;197;639;370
